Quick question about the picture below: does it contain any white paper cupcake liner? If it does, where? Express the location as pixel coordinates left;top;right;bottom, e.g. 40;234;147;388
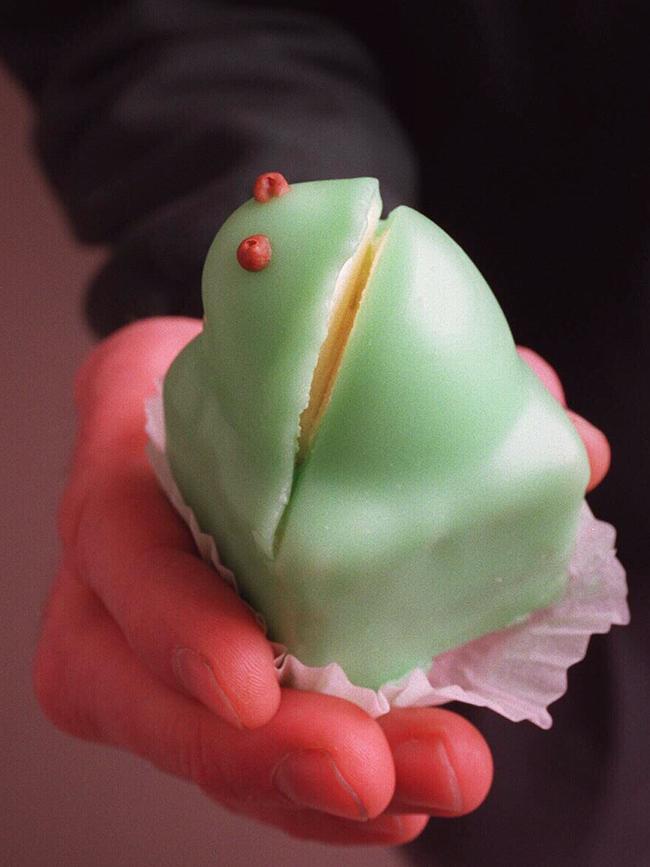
146;388;629;729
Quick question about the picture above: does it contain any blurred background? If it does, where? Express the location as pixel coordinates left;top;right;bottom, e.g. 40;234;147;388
0;65;403;867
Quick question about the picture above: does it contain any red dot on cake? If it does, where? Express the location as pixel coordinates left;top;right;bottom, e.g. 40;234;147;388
237;234;272;271
253;172;290;203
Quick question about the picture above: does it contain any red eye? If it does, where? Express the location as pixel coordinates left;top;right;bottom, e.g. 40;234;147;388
236;234;272;271
253;172;290;203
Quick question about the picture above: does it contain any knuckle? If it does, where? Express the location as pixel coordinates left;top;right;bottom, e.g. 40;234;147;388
56;483;86;553
32;637;77;735
73;331;123;405
33;610;98;742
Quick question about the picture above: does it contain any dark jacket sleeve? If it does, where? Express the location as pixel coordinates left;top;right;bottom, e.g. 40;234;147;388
1;0;417;335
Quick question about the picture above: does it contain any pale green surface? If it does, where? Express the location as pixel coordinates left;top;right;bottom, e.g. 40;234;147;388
164;178;380;559
164;180;590;690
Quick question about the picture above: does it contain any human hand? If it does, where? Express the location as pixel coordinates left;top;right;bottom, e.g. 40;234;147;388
34;318;608;845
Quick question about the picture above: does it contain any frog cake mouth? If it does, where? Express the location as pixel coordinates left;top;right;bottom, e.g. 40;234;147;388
297;197;388;463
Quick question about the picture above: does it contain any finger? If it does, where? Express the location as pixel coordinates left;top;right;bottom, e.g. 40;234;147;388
73;464;281;730
517;346;567;406
74;316;202;425
60;316;202;548
378;708;493;817
216;689;396;822
34;575;399;836
567;410;611;492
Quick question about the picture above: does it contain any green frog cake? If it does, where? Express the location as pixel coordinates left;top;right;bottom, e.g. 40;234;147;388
160;173;593;692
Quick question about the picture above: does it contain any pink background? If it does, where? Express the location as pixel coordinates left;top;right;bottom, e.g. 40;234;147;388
0;66;405;867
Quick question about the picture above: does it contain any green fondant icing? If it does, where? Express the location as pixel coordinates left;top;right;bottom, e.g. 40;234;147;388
163;179;589;690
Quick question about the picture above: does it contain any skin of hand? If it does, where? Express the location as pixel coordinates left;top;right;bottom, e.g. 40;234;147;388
34;317;610;846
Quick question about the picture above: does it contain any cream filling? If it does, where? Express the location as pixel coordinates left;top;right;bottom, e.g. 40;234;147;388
297;200;388;462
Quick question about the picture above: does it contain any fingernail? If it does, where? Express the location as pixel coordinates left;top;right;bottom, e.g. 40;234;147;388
392;738;463;814
173;647;242;729
273;750;368;820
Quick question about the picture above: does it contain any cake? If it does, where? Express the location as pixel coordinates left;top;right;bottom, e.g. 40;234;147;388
162;174;590;690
